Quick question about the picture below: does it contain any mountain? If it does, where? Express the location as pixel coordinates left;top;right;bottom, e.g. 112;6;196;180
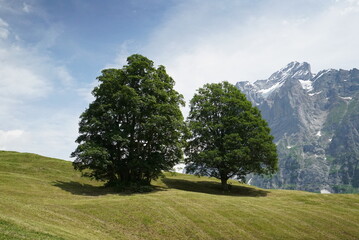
236;62;359;193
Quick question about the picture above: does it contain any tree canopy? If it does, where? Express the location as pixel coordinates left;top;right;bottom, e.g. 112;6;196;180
185;81;278;190
71;54;186;187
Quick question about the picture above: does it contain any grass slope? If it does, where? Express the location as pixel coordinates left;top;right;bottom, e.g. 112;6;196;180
1;151;359;240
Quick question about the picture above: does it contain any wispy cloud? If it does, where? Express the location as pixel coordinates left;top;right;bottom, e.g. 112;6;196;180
0;129;24;150
0;0;36;15
22;2;31;13
0;112;80;160
138;0;359;114
0;17;9;39
105;41;134;69
1;0;358;161
76;81;97;103
0;4;79;160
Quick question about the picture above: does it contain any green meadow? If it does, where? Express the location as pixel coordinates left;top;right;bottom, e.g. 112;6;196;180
0;151;358;240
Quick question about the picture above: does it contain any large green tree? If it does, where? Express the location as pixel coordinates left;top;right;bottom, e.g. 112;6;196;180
71;54;186;186
185;81;278;190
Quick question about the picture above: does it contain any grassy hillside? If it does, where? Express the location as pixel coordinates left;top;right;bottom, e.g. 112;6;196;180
1;151;359;240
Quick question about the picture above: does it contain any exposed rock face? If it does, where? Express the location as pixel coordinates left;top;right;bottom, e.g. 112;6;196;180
236;62;359;193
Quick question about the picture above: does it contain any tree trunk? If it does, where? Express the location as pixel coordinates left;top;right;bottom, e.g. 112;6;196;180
221;177;229;191
120;168;130;183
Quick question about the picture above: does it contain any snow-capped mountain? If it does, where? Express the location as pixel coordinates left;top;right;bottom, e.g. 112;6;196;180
236;62;359;193
236;62;312;104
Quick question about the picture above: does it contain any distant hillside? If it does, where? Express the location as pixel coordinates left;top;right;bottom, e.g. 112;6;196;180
1;151;359;239
237;62;359;193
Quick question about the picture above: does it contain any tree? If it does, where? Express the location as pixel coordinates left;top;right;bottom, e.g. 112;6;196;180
71;54;186;187
185;81;278;191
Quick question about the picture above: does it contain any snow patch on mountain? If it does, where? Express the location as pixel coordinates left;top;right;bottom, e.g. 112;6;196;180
313;69;337;82
237;61;313;101
258;81;284;98
236;62;359;193
320;189;331;194
309;91;322;96
340;96;352;100
172;163;186;173
299;80;313;92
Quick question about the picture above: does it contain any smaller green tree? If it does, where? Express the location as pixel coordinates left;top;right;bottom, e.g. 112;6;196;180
185;81;278;191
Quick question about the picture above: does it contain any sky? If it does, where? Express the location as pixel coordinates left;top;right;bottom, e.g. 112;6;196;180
1;0;359;160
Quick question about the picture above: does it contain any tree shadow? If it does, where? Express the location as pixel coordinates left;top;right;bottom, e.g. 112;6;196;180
52;181;164;196
162;178;269;197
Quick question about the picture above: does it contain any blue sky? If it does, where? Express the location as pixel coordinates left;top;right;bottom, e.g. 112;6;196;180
1;0;359;160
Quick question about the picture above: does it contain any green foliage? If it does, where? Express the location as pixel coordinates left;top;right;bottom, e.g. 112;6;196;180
323;100;348;131
282;184;297;190
185;81;278;190
344;93;358;117
332;185;359;194
71;54;186;186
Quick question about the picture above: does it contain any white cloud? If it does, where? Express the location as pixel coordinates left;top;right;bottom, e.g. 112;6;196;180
105;41;135;69
0;23;53;108
0;0;38;15
0;62;50;99
0;20;76;101
22;111;80;160
0;129;24;150
56;66;74;88
0;17;8;27
22;2;31;13
0;112;80;160
0;11;79;160
76;81;97;103
1;0;358;162
138;0;359;115
0;17;9;39
0;27;9;39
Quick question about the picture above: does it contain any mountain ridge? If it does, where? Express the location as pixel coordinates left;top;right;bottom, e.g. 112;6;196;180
237;62;359;193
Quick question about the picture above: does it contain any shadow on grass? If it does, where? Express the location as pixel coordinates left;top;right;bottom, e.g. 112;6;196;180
52;181;164;196
162;178;269;197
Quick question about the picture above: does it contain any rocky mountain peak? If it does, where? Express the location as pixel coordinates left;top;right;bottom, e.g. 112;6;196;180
268;61;312;82
236;61;314;102
236;62;359;193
